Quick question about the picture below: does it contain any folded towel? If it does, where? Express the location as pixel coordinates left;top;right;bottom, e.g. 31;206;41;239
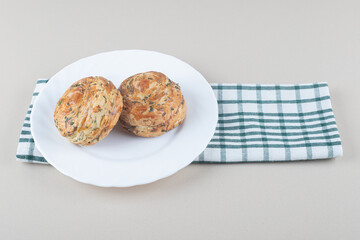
16;80;342;164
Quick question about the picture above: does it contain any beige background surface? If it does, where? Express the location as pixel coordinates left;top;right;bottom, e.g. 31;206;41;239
1;0;359;239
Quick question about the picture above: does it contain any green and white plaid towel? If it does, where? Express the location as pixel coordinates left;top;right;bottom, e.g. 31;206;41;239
16;80;342;164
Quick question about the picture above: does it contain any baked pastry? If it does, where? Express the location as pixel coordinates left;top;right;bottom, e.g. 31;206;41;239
119;71;186;137
54;76;123;146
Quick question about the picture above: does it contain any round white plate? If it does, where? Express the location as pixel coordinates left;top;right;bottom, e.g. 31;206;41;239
31;50;218;187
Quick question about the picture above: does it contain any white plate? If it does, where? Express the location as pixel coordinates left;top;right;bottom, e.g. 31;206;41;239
31;50;218;187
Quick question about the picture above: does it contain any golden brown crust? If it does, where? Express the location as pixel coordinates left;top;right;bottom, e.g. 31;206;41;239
119;71;186;137
54;76;123;146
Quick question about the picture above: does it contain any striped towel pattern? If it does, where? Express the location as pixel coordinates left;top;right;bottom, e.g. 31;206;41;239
193;83;342;162
17;79;49;164
17;80;342;164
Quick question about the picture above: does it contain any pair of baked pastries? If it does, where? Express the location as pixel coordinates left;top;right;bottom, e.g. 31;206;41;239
54;72;186;146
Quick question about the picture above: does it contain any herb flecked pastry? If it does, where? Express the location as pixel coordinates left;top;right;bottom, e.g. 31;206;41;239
54;76;123;146
119;71;186;137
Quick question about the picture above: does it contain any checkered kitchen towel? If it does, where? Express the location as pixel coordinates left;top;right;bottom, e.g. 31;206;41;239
16;80;342;164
